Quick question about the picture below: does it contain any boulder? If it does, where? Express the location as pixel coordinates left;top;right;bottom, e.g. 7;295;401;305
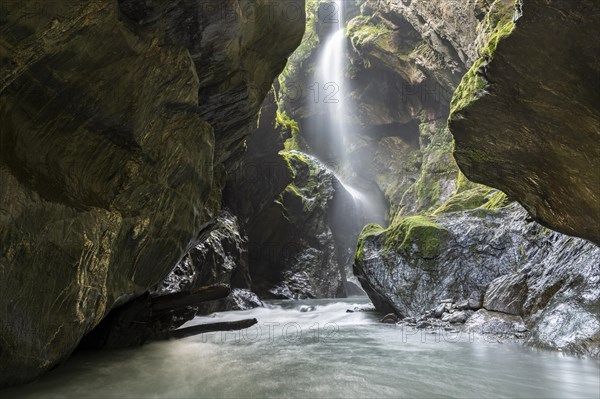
468;291;484;310
416;321;432;329
433;304;447;318
484;272;528;316
355;203;600;356
456;300;470;311
381;313;399;324
449;0;600;244
447;311;473;324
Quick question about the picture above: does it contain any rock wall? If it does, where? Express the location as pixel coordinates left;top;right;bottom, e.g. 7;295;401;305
0;0;304;387
245;150;357;299
223;86;365;300
448;0;600;244
351;0;599;357
160;210;262;314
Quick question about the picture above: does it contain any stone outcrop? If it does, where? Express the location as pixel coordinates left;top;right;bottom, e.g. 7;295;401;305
355;202;600;356
247;150;359;299
484;272;528;316
448;0;600;244
0;0;304;387
159;210;262;314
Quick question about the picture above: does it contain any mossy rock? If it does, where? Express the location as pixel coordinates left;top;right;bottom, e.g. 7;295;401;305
449;0;600;244
433;186;493;214
356;223;385;260
347;15;394;50
449;0;517;116
384;216;450;259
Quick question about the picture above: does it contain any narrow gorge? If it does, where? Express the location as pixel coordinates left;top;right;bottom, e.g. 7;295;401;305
0;0;599;397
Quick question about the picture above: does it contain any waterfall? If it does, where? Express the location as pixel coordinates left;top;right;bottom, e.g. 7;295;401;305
310;0;387;227
314;0;347;161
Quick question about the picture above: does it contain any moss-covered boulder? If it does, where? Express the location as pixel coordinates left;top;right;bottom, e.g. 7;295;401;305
354;202;600;356
448;0;600;244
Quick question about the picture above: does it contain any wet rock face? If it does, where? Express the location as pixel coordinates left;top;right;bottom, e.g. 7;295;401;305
118;0;307;169
484;272;528;316
161;213;244;284
247;151;357;299
448;0;600;244
0;0;304;387
355;203;600;356
160;210;262;315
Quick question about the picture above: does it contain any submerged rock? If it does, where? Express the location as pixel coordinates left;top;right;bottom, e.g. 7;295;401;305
381;313;400;324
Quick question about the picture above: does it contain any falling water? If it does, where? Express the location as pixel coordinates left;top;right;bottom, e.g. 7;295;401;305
310;0;387;226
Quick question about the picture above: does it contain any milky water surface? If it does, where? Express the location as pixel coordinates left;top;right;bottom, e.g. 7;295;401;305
5;298;600;398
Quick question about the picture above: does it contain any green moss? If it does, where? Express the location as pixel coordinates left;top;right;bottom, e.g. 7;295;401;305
355;223;385;260
276;110;299;134
347;15;393;49
279;150;315;176
384;215;449;259
449;0;517;116
275;111;310;151
433;185;511;215
455;170;479;192
481;190;509;210
433;186;494;215
408;124;458;212
360;223;385;239
273;151;327;215
449;59;487;115
285;184;303;199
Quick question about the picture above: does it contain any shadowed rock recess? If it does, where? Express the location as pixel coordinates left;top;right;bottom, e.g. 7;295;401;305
0;0;304;387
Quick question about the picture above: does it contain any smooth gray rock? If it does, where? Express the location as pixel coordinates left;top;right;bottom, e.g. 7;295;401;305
447;311;473;324
484;272;528;316
433;303;447;318
468;291;484;310
381;313;399;324
416;321;432;329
